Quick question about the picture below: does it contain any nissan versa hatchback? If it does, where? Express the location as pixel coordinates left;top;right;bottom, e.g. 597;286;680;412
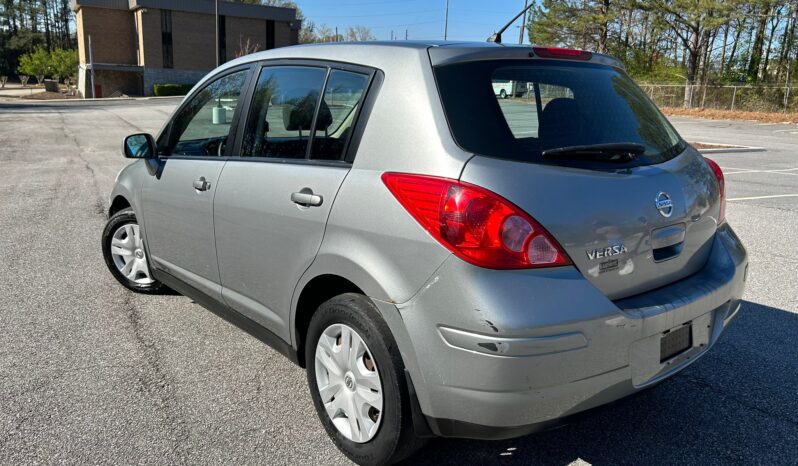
102;41;747;465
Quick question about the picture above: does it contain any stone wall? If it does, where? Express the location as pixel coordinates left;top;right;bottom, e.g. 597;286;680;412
143;68;208;96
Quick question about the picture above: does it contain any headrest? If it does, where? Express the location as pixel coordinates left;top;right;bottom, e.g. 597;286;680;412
282;91;333;132
539;98;584;149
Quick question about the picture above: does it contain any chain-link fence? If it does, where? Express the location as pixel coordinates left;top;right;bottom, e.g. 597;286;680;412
640;83;798;113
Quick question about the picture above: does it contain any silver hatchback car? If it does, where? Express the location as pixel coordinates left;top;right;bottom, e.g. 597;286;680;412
102;41;747;465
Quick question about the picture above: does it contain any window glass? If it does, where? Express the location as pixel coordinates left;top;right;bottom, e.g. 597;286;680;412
434;60;685;167
495;82;573;139
166;70;248;156
310;70;369;161
241;66;328;159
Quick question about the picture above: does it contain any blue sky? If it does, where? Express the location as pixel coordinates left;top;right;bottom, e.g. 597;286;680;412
297;0;535;43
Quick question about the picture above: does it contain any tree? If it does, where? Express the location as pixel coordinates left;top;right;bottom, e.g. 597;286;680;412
49;47;77;82
747;0;773;81
345;26;376;41
17;46;50;84
1;0;75;77
235;36;261;58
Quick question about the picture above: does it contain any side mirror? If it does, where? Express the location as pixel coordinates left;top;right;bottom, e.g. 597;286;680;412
123;133;157;159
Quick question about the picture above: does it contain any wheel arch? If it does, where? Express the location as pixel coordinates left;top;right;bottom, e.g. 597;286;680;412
109;195;131;217
292;273;366;368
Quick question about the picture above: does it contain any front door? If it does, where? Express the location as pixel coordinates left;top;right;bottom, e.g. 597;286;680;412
141;68;250;300
214;65;373;338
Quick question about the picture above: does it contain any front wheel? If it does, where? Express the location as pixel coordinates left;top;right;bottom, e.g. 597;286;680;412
499;89;508;99
101;207;164;294
306;293;425;465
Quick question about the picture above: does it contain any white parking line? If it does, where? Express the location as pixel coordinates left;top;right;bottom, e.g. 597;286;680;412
727;194;798;201
722;167;798;175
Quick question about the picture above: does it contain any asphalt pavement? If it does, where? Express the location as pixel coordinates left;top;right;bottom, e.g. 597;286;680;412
0;99;796;465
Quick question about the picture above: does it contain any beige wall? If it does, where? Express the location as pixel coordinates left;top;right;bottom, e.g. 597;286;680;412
137;8;163;69
76;7;137;65
225;17;265;61
275;21;293;48
171;11;216;70
77;6;298;71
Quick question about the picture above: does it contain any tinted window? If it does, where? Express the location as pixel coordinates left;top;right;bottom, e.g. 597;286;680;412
165;70;248;156
241;66;328;159
435;60;685;167
310;70;369;161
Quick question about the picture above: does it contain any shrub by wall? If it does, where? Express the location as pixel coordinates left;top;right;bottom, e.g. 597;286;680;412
153;83;194;96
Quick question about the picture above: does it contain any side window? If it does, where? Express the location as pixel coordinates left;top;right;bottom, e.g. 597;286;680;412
310;70;370;161
241;66;328;159
165;69;248;157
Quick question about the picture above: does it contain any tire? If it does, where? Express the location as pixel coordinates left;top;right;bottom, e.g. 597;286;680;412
305;293;426;465
101;207;165;294
499;89;507;99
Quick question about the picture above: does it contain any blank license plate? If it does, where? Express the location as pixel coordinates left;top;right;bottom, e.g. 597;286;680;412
660;324;692;362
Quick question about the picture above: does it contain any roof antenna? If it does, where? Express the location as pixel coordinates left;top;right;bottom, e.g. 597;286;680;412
487;3;534;44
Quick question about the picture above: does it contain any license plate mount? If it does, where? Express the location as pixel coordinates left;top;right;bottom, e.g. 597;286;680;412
660;323;692;363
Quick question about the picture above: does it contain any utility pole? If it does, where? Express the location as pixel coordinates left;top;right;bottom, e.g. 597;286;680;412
518;0;528;45
215;0;219;67
335;26;338;42
88;34;95;98
444;0;449;40
405;29;408;40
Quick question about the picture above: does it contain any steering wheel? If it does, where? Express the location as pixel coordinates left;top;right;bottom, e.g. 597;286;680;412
217;137;226;156
199;137;226;156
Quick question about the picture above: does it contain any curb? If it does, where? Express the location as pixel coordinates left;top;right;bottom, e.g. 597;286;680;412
0;95;184;105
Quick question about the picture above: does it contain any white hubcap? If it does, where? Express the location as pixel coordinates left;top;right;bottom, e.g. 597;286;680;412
110;223;154;285
314;323;383;443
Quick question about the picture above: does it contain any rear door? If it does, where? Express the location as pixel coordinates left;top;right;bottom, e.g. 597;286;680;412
141;67;251;300
434;58;721;300
213;62;374;338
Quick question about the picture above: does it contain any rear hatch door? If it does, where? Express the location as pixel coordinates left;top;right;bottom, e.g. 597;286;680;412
432;52;722;300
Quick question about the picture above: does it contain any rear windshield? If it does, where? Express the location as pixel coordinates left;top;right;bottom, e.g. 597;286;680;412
433;60;686;166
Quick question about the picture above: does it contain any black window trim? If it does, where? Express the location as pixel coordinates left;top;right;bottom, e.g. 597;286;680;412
229;58;380;167
156;63;256;161
161;10;173;69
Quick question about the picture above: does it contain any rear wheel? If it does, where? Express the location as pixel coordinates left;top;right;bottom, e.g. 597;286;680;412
305;293;425;465
101;208;164;294
499;89;508;99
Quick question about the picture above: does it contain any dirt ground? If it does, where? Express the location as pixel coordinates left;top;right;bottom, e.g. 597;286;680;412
20;91;79;100
661;106;798;124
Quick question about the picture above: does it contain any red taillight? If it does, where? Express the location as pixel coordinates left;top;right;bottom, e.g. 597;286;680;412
704;157;726;223
532;46;592;61
382;173;572;269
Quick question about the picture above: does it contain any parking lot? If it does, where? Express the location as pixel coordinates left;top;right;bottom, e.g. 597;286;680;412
1;99;796;465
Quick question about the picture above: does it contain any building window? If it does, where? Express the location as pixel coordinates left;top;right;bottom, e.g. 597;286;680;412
266;20;275;50
219;15;226;63
161;10;173;69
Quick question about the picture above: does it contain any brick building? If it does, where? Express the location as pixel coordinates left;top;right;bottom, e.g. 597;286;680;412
72;0;300;97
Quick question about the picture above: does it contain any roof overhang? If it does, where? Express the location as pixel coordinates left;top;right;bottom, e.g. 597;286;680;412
72;0;297;22
84;63;144;72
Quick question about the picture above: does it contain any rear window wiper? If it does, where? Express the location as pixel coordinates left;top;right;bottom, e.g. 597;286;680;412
541;143;645;162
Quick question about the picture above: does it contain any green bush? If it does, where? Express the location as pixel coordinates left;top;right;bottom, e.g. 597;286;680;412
153;83;194;96
17;47;78;84
17;47;51;85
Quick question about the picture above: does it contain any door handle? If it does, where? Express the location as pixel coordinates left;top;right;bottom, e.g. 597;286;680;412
193;176;211;191
291;190;323;207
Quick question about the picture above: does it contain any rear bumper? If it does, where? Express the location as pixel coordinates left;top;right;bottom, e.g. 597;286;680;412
386;223;747;439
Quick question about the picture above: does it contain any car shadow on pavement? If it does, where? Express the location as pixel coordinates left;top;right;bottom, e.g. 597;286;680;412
404;300;798;465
